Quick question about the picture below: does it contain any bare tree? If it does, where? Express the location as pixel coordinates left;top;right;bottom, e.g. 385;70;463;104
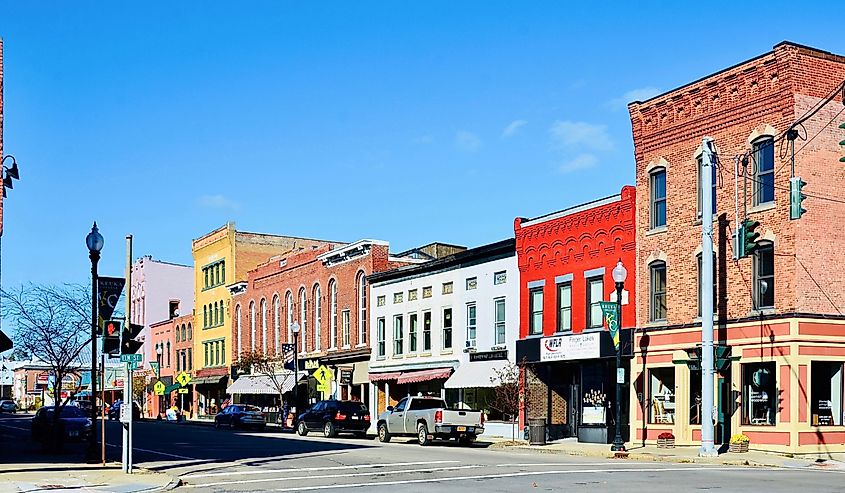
489;362;521;441
1;284;92;449
236;351;294;423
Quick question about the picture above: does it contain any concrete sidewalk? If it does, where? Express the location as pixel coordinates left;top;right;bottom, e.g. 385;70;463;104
0;463;179;493
488;437;845;469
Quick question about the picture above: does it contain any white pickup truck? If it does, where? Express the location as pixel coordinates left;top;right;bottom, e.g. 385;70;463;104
376;395;484;446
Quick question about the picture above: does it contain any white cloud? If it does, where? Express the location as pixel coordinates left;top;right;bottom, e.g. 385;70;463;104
198;194;241;210
549;120;613;152
557;154;598;174
502;119;527;137
606;86;661;110
455;130;482;152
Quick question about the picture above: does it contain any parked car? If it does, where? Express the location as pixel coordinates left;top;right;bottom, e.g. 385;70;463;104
377;395;484;446
296;400;370;438
31;406;92;442
0;400;17;413
108;400;141;421
214;404;266;430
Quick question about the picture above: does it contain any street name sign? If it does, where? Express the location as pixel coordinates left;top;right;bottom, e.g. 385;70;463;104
120;354;142;363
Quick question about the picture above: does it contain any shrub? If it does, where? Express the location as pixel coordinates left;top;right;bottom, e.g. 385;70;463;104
730;433;750;444
658;432;674;440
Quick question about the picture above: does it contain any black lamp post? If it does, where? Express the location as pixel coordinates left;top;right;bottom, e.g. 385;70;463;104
156;344;163;416
85;222;104;462
290;321;300;419
610;259;628;452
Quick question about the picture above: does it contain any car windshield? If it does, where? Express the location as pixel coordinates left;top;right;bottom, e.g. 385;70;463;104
45;407;87;418
240;405;261;413
409;398;446;411
337;402;367;413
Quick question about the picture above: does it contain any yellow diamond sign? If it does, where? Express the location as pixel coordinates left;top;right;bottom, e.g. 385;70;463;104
153;380;165;396
313;365;333;385
176;371;192;387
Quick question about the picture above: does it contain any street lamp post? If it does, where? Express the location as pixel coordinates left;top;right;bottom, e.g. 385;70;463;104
85;223;104;462
611;259;627;452
290;321;300;420
156;345;163;417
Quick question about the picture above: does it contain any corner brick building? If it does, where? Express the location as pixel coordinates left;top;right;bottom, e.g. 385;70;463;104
628;42;845;453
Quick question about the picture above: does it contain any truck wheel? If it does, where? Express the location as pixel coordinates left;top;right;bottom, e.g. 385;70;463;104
459;435;476;446
377;422;391;443
297;421;309;436
323;421;336;438
417;423;432;446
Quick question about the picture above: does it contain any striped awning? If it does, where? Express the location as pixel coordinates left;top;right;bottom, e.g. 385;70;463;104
369;371;401;382
396;368;453;385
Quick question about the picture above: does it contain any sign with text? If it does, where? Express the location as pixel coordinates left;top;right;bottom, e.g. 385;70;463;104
120;354;142;363
540;333;601;362
469;350;508;362
304;359;321;371
97;277;126;329
599;301;620;350
339;369;353;386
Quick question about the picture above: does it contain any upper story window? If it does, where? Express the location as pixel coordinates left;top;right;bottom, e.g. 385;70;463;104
422;311;432;352
466;303;477;347
202;260;226;290
697;156;717;217
466;277;477;291
313;284;322;351
357;272;367;346
408;289;418;301
753;138;775;206
376;317;386;358
342;310;351;347
494;298;506;346
649;261;667;322
586;276;604;329
557;282;571;332
529;287;543;335
442;282;454;295
329;280;338;348
393;292;403;304
650;168;667;229
377;295;386;307
494;271;507;285
393;315;404;356
422;286;433;298
299;288;308;353
285;292;293;343
442;308;453;349
754;241;775;310
249;301;256;352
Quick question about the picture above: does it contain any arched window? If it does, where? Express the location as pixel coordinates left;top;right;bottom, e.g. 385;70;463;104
249;300;256;353
753;241;775;309
219;299;225;325
752;137;775;206
649;260;667;322
260;298;268;355
181;324;187;341
214;301;220;326
175;324;181;343
285;291;293;343
299;288;308;353
166;341;171;367
329;279;338;348
203;305;208;328
357;271;367;345
187;323;192;341
273;295;280;355
650;167;667;229
313;284;322;351
235;304;242;359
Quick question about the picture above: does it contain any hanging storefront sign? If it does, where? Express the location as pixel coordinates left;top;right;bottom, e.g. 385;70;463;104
599;301;619;350
540;333;601;362
469;350;508;362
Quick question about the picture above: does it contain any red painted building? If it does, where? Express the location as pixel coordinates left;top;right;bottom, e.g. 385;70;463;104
515;187;636;443
148;318;175;418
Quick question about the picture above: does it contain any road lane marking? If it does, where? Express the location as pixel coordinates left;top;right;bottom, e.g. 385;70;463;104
267;466;765;491
182;465;483;488
182;460;461;478
104;442;204;461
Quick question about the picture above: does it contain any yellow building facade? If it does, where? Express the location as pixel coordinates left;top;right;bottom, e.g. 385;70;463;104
191;222;330;415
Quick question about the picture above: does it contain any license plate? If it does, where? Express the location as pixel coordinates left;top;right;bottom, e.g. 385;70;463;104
351;416;359;420
69;430;78;437
457;426;466;432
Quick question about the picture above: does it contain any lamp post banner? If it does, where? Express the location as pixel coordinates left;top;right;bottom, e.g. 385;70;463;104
97;277;126;324
599;301;619;350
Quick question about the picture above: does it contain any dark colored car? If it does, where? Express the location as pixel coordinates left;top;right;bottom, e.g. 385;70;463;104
0;400;17;413
108;401;141;421
297;400;370;438
31;406;92;442
214;404;266;430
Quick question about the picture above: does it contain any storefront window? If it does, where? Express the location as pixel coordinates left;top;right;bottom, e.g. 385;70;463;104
742;362;776;425
811;361;844;426
689;369;702;425
649;367;675;424
581;362;608;425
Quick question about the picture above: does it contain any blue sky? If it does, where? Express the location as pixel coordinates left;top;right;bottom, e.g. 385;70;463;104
0;1;842;287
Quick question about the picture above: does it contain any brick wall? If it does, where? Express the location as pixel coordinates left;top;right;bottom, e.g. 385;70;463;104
629;42;845;327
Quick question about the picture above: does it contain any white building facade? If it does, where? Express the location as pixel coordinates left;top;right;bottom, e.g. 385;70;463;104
367;239;518;435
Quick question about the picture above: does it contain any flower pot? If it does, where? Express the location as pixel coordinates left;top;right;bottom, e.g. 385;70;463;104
729;442;749;453
657;437;675;448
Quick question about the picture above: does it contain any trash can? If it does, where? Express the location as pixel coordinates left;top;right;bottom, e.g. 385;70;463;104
528;418;546;445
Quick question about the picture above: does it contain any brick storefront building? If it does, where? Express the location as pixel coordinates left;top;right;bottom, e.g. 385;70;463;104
147;318;175;418
629;42;845;453
514;187;637;443
230;239;412;414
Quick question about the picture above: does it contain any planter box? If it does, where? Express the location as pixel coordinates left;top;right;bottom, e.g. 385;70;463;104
729;442;749;453
657;437;675;448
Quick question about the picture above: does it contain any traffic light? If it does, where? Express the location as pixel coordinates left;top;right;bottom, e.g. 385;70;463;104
103;320;122;356
789;176;807;220
743;219;760;257
734;221;745;260
839;122;845;163
121;323;144;355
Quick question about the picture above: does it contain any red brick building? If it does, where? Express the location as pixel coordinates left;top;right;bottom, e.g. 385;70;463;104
230;239;411;412
629;42;845;453
514;187;636;443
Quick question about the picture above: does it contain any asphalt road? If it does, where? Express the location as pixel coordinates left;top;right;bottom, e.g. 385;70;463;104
1;412;843;492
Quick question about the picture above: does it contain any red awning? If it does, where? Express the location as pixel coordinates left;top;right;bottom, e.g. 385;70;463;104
369;372;402;382
396;368;453;385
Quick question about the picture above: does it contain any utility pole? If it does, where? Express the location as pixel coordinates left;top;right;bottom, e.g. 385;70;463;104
122;235;133;473
699;137;718;457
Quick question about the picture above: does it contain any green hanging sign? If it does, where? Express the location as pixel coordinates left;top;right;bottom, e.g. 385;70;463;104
599;301;620;350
